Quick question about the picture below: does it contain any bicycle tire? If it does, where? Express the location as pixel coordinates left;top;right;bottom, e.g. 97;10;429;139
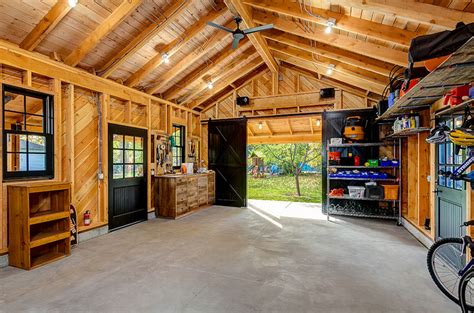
459;267;474;312
427;237;466;306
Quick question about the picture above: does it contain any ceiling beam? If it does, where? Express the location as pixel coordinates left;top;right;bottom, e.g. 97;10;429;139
176;43;255;105
64;0;143;67
145;20;235;95
263;30;392;77
319;0;474;29
244;0;422;47
125;8;227;88
20;0;73;51
279;60;380;101
189;56;264;108
253;10;406;66
269;42;386;94
224;0;278;73
99;0;191;78
248;133;321;144
163;38;251;101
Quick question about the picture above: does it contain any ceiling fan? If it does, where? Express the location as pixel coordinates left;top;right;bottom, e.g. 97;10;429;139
207;17;273;49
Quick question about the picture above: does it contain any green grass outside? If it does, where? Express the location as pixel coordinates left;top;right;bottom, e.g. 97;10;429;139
247;174;322;203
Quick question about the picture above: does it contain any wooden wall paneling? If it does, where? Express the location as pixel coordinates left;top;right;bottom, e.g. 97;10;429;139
342;93;366;109
417;133;430;227
73;87;99;228
109;97;127;124
131;102;147;128
407;136;418;221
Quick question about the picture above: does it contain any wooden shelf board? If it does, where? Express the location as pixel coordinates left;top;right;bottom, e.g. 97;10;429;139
435;99;474;117
29;211;69;225
328;165;398;169
30;252;67;269
384;127;430;139
328;177;397;182
378;37;474;120
30;230;69;248
328;142;388;148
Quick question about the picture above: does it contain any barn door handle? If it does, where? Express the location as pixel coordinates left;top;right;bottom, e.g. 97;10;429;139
432;189;442;194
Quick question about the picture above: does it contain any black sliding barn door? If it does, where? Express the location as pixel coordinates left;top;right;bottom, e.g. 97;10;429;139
108;124;147;231
208;118;247;207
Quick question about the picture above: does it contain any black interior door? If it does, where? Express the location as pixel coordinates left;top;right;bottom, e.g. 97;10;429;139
208;118;247;207
108;124;147;231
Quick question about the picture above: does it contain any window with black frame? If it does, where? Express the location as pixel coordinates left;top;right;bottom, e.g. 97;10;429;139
171;124;185;168
438;116;465;190
2;85;54;179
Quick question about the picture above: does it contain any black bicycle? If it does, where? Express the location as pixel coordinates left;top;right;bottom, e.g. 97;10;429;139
427;221;474;311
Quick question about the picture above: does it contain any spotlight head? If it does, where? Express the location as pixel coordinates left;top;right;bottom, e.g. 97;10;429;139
325;18;336;34
162;52;170;64
326;64;335;75
207;81;213;89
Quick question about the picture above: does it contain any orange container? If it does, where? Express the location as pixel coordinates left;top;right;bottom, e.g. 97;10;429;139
382;185;399;200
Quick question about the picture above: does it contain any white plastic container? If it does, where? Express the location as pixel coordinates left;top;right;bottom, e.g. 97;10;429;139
348;186;365;198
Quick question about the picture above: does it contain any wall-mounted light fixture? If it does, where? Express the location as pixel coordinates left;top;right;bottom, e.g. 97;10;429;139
68;0;78;7
258;122;263;130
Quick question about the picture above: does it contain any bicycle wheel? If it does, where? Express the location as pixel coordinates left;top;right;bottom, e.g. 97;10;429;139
427;237;467;305
459;267;474;312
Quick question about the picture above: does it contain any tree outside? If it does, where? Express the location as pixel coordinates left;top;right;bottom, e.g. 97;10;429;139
247;143;322;203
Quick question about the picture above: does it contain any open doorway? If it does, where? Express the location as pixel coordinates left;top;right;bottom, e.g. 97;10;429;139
247;143;322;204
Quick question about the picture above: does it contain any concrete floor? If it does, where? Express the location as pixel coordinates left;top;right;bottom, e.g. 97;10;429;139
0;200;458;313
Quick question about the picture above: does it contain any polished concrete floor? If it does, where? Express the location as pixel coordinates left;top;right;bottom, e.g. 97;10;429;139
0;200;458;313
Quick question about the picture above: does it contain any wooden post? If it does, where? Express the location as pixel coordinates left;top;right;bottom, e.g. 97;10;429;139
23;70;32;87
53;78;62;181
65;84;75;203
272;72;278;95
101;93;110;223
146;98;152;212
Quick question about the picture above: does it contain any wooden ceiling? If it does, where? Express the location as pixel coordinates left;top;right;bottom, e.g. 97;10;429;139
1;0;473;111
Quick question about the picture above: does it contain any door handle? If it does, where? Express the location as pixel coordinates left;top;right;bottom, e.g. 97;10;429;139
433;189;443;194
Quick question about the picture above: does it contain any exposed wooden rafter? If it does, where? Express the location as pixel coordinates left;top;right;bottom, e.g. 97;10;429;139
243;0;423;47
263;30;392;77
224;0;278;73
99;0;192;78
324;0;474;29
163;38;251;101
178;44;256;105
64;0;143;67
145;20;236;95
20;0;73;51
252;10;407;66
125;8;227;88
269;42;386;94
188;55;264;109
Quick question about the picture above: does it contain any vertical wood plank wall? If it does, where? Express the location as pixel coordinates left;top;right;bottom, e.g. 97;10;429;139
0;62;201;254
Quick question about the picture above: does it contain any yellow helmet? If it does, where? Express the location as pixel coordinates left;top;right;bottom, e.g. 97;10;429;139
449;129;474;147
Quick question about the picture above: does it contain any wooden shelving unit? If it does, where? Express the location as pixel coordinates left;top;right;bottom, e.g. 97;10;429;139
384;127;430;139
377;38;474;121
8;182;71;270
435;99;474;117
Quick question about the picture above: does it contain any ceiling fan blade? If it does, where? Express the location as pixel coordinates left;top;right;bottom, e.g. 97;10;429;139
232;36;242;49
243;24;273;35
207;21;234;33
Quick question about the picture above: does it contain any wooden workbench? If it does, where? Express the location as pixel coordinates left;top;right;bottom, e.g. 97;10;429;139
154;172;215;219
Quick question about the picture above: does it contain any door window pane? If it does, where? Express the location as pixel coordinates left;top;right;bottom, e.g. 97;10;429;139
438;166;446;186
134;150;143;164
124;165;134;178
446;166;454;188
113;134;123;149
124;150;134;163
135;165;144;177
438;143;446;165
113;149;123;164
124;136;134;149
113;165;123;179
135;137;143;150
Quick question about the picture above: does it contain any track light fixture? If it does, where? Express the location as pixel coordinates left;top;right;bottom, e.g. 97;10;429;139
162;52;170;64
207;81;213;89
68;0;78;7
326;64;335;75
325;18;336;34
